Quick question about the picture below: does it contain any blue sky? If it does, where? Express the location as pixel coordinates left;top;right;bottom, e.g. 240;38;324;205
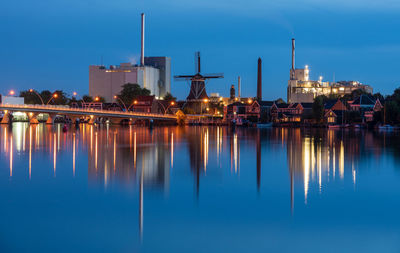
1;0;400;100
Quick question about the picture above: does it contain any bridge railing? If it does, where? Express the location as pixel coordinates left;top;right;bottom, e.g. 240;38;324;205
0;103;177;118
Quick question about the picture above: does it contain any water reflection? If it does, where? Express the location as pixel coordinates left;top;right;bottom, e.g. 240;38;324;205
1;124;400;242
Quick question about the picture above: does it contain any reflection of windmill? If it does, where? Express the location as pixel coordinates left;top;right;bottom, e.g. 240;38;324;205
175;52;223;101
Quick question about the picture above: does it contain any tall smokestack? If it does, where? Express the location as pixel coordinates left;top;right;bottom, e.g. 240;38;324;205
141;13;145;66
238;76;241;98
257;58;262;101
291;38;295;70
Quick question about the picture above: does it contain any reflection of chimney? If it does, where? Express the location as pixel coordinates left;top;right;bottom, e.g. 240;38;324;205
141;13;145;66
238;76;241;98
257;58;262;101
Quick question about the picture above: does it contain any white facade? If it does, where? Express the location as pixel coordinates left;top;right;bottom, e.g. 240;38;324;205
287;66;373;103
89;57;171;103
1;95;24;105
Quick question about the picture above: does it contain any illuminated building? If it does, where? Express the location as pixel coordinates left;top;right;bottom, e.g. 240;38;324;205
287;39;373;103
89;13;171;102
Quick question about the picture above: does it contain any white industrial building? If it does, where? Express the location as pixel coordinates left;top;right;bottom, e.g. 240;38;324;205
89;13;171;103
287;39;373;103
89;57;171;102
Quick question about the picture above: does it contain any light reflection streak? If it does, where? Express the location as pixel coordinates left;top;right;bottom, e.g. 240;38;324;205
203;129;209;172
171;132;174;168
233;133;238;174
10;135;13;177
4;127;7;152
95;132;98;171
53;133;56;177
339;140;344;179
29;126;32;179
303;137;310;204
113;132;116;172
73;133;76;177
134;132;137;170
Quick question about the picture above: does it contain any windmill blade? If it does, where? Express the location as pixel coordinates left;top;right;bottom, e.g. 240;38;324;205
203;73;224;79
174;75;195;81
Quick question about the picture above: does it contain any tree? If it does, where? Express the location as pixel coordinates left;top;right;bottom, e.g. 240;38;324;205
52;90;69;105
312;95;328;122
19;90;42;104
117;83;151;106
82;95;93;103
163;92;176;102
275;98;285;104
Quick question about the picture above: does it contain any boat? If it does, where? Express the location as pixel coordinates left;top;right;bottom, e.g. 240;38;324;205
328;124;341;129
257;122;273;128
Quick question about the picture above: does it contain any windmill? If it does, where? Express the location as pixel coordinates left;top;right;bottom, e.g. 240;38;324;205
175;52;223;101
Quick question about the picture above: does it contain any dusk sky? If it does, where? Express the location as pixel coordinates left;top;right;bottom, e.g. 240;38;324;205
1;0;400;100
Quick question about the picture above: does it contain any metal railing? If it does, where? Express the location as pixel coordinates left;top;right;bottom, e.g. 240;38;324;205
0;104;178;119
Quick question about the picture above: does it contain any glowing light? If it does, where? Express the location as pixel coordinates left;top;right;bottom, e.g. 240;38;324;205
9;90;15;96
171;133;174;168
134;132;137;169
53;133;56;177
53;93;58;98
339;140;344;179
73;133;76;177
170;101;175;105
94;96;99;101
10;135;13;177
247;99;253;104
95;132;98;170
203;98;209;103
29;126;32;179
303;137;310;204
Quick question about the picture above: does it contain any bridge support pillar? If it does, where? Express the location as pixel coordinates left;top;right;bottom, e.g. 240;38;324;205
1;111;11;124
46;113;56;124
28;112;39;124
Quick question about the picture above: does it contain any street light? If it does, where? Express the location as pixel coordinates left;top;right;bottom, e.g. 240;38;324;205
29;89;44;105
163;101;176;115
46;93;58;105
114;95;127;111
9;90;15;96
94;96;100;102
127;100;138;111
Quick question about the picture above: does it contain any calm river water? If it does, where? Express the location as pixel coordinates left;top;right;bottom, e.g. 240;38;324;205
1;123;400;252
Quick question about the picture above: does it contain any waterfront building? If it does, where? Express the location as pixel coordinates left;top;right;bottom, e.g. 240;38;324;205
89;13;171;102
225;101;260;124
271;102;313;123
348;95;382;122
89;58;171;103
0;95;24;105
287;39;373;103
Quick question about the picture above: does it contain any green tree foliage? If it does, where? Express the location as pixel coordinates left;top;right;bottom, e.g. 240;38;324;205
312;95;328;122
342;89;369;101
82;95;93;103
19;90;43;104
385;100;400;124
116;83;151;106
163;92;176;102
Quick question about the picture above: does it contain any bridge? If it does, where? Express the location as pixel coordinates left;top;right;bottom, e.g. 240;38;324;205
0;104;179;124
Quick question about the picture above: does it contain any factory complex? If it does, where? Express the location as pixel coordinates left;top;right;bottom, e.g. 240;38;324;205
89;14;171;103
